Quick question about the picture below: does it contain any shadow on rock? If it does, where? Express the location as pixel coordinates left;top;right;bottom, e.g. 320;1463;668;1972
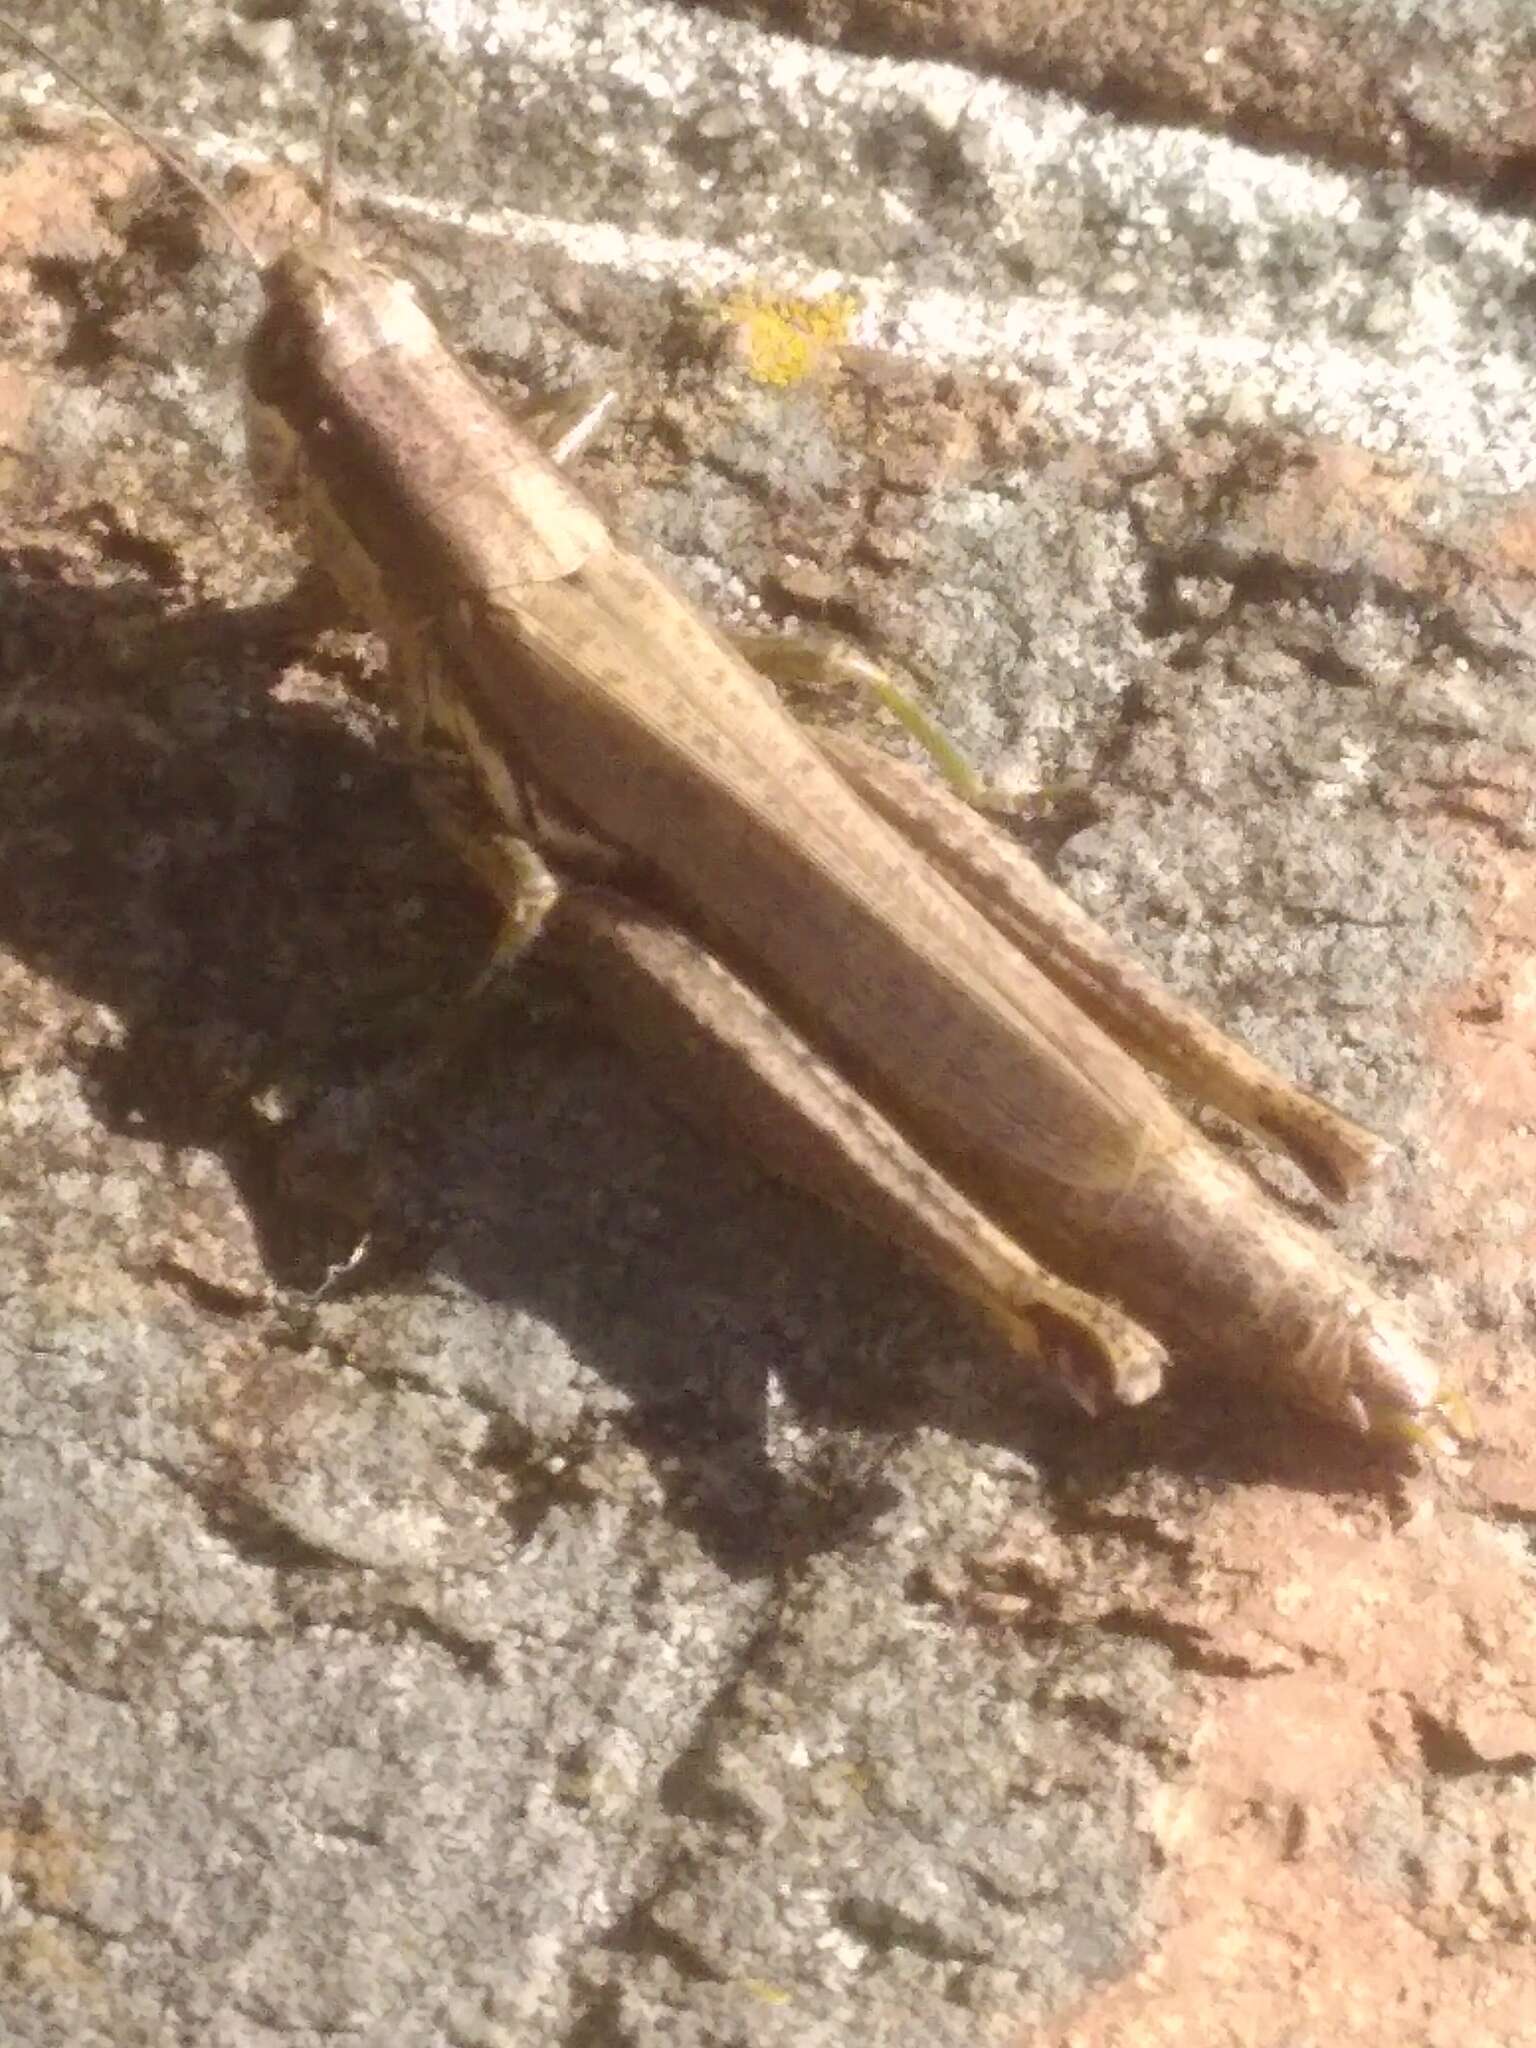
0;542;1408;1574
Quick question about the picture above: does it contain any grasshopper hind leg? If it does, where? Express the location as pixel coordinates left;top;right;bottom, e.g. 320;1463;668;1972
730;625;1386;1205
818;731;1389;1203
547;887;1167;1417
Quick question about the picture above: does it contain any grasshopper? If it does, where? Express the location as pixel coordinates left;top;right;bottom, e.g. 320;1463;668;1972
4;16;1451;1439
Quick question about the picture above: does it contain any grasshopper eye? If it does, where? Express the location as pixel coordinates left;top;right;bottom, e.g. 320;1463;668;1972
245;300;304;409
391;260;448;331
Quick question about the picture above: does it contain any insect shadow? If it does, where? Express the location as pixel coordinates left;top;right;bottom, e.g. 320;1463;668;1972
0;544;1404;1576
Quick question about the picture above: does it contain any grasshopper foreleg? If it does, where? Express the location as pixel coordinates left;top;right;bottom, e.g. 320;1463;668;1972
518;383;622;469
276;742;562;1267
404;739;563;995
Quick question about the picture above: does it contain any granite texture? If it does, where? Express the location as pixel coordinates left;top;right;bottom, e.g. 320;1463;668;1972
3;3;1536;2043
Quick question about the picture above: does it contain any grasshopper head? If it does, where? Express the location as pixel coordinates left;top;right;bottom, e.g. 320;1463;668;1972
244;238;445;541
247;240;440;410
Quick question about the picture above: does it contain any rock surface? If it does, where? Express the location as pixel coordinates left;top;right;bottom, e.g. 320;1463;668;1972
3;3;1536;2043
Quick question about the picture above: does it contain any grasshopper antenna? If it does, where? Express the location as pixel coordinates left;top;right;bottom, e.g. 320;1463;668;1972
318;67;345;244
317;0;361;243
0;12;261;268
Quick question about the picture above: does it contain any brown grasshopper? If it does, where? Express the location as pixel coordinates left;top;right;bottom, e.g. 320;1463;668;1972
4;17;1450;1439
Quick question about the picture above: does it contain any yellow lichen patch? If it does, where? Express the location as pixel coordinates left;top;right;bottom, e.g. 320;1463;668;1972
718;286;859;386
0;1922;100;1999
740;1979;792;2005
0;1802;94;1914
